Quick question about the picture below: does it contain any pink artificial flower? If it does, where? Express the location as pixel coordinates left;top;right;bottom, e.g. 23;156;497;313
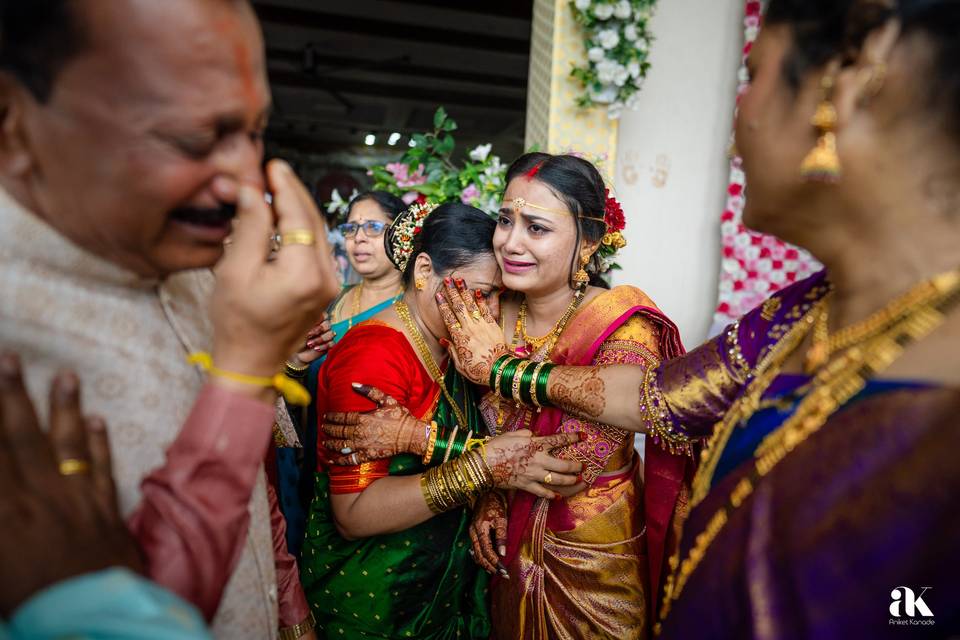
460;183;480;204
386;162;427;188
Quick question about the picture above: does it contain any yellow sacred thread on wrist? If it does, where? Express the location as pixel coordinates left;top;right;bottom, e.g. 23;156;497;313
187;352;311;406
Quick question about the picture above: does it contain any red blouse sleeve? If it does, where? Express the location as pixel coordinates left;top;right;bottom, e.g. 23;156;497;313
315;322;421;493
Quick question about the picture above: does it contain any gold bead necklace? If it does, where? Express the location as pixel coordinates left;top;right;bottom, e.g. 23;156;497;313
395;299;468;426
804;275;956;373
515;289;585;357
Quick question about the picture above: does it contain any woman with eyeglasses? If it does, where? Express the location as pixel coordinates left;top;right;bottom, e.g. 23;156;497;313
327;192;406;336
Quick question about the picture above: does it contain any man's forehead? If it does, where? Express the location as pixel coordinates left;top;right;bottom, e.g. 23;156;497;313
73;0;268;114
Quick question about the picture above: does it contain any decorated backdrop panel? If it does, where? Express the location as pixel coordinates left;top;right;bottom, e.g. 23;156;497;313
712;0;822;330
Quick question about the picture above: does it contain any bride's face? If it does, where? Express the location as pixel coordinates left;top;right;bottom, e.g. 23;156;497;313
494;177;580;297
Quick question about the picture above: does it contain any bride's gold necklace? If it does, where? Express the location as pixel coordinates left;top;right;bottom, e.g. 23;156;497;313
498;289;585;430
395;299;468;426
656;267;960;632
515;289;585;356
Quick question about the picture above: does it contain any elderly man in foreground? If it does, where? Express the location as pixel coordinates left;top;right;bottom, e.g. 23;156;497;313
0;1;338;638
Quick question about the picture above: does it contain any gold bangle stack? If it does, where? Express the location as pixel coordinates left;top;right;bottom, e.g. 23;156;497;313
420;450;494;513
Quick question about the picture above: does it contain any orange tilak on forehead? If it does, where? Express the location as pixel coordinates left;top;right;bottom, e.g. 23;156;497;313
212;16;260;112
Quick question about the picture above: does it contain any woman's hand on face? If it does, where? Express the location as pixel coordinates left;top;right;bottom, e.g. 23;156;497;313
468;491;509;578
296;313;335;363
435;277;510;386
483;430;583;499
321;384;428;464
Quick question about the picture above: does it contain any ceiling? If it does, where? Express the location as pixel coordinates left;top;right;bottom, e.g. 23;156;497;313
252;0;534;177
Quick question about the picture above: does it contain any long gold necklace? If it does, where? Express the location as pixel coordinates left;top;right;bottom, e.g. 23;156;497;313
803;280;947;373
656;267;960;633
347;282;364;330
395;299;468;426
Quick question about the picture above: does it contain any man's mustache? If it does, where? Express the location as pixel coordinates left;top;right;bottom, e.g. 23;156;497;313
169;203;237;226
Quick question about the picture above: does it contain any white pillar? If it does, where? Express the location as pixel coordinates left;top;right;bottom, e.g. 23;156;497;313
612;0;743;344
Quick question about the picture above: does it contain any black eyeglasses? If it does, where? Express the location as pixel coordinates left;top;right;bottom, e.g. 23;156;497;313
338;220;390;238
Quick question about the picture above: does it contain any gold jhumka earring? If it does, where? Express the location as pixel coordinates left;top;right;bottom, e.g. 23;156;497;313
800;74;841;182
415;278;426;291
573;255;590;288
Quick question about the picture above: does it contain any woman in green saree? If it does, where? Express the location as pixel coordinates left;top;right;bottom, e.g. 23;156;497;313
277;191;406;555
300;202;583;639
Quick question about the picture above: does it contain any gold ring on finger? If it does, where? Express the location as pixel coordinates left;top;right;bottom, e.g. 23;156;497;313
471;310;483;322
453;322;462;330
59;458;91;476
543;472;553;484
279;230;316;246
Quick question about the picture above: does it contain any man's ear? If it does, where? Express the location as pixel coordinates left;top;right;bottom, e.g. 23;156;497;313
0;74;36;177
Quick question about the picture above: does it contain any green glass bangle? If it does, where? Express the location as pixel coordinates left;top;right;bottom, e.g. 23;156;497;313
498;358;521;400
430;429;451;465
489;354;512;390
535;363;555;408
448;428;470;459
518;359;537;405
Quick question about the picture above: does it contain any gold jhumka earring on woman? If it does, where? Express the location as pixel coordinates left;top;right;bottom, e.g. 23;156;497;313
800;74;841;183
573;255;590;288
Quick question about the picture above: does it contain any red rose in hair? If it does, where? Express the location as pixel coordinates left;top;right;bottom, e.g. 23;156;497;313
604;189;626;232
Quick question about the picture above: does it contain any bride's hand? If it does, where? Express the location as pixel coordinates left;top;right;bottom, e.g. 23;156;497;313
483;430;583;499
321;384;428;464
435;277;509;386
469;491;509;577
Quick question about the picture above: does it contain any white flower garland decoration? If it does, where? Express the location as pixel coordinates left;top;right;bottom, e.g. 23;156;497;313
570;0;658;119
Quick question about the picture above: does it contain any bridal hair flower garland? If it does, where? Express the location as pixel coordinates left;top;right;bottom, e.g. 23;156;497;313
597;188;627;272
386;201;438;272
570;0;658;119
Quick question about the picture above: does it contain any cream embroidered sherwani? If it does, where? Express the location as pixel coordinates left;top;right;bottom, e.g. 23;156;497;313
0;188;280;638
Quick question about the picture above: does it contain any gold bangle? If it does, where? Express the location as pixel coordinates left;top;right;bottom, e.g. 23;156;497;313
511;360;532;404
464;451;492;492
443;425;459;463
283;360;309;379
420;473;441;514
470;449;495;487
422;421;439;464
278;611;316;640
528;362;545;407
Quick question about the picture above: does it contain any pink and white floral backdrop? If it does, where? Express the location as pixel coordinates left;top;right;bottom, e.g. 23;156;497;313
712;0;822;328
